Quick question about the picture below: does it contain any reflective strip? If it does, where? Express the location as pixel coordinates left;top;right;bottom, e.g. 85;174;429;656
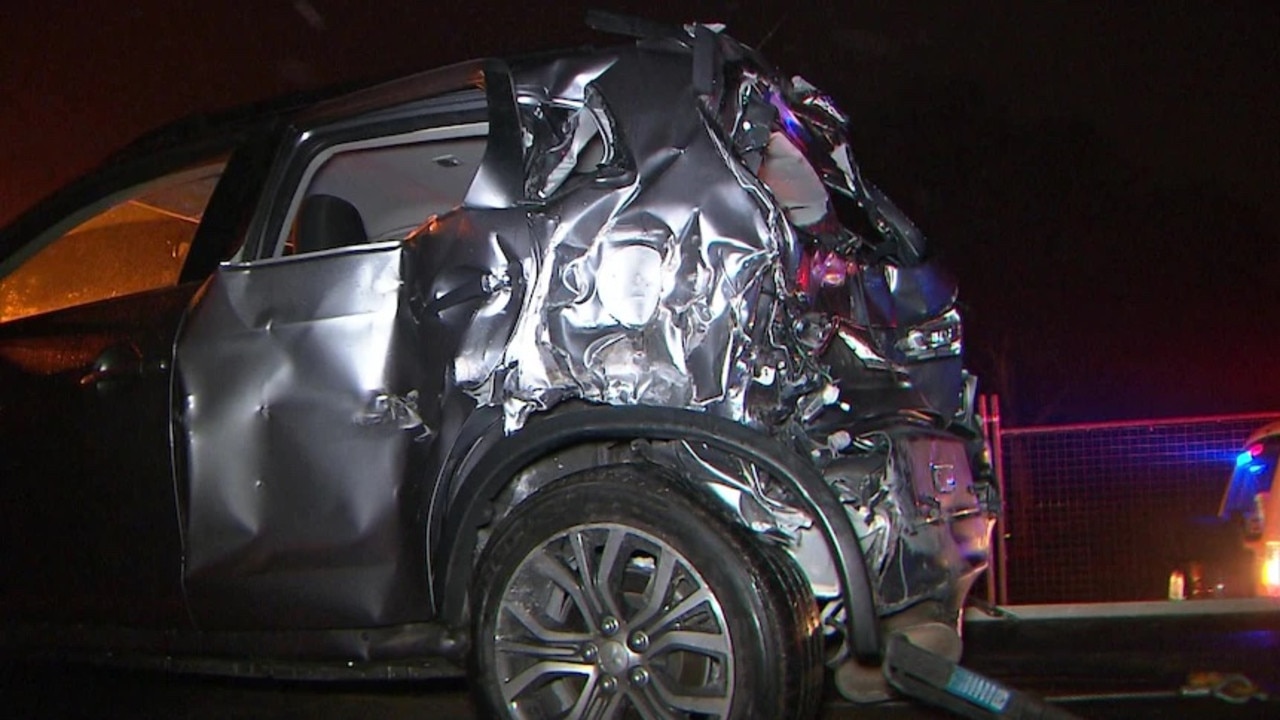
945;666;1012;712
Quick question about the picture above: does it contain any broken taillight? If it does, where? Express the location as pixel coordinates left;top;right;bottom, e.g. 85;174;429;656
797;245;851;296
895;308;963;361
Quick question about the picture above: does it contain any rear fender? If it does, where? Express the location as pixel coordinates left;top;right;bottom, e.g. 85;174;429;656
434;404;882;664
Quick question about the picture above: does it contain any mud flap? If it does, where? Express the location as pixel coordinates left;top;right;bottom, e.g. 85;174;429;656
883;634;1083;720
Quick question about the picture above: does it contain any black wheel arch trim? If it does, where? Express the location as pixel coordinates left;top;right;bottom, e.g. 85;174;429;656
435;404;882;664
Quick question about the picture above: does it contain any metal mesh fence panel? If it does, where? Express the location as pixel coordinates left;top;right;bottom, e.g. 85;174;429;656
998;413;1280;604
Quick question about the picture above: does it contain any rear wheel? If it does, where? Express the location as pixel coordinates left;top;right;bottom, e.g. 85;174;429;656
470;465;823;719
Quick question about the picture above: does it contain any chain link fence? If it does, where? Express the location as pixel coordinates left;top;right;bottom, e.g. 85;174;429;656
985;405;1280;604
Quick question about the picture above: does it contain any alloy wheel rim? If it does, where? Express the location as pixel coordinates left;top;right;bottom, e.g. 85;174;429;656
494;522;734;719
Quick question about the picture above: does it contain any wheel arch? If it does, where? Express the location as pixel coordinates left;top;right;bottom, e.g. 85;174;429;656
434;404;882;664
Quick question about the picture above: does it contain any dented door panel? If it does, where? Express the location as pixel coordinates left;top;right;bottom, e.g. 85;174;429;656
177;244;433;629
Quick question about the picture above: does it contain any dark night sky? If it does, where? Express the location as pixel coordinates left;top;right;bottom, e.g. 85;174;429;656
2;1;1277;424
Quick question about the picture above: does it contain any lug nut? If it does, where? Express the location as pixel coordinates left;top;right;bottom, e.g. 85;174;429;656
600;675;618;694
600;616;620;636
582;643;598;662
629;666;650;687
628;630;649;652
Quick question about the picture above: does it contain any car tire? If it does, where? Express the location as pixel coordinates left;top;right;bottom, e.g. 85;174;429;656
469;464;823;719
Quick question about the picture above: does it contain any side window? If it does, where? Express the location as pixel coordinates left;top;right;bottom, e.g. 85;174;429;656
272;124;488;258
0;162;224;324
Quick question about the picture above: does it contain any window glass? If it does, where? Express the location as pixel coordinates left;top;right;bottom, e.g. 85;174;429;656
274;124;488;258
0;163;223;323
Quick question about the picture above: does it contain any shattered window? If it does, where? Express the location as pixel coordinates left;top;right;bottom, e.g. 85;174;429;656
0;162;223;323
520;86;625;200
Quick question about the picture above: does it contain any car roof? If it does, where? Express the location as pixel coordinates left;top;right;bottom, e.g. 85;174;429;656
109;59;490;165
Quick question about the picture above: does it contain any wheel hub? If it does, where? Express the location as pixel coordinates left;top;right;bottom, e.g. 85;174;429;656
598;639;631;675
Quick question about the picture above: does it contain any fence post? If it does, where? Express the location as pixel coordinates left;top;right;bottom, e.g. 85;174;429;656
978;394;996;604
991;394;1009;605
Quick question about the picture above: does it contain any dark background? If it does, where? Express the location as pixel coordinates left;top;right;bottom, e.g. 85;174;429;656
3;1;1276;425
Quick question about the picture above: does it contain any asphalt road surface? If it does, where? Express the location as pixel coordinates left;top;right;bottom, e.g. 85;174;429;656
4;600;1277;719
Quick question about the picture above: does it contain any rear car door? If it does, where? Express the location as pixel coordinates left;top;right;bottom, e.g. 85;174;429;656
174;89;506;630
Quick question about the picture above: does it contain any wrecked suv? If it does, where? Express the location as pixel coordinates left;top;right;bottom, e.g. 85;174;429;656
0;17;994;719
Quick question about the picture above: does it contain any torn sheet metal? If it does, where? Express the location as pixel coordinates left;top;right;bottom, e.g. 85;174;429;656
455;46;808;433
446;34;969;440
639;439;815;540
649;439;842;599
431;30;990;612
826;433;992;614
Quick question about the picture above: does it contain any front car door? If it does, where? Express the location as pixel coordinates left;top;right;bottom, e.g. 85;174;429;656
0;147;255;628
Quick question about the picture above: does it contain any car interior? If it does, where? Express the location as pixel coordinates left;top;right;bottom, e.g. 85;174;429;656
277;125;489;257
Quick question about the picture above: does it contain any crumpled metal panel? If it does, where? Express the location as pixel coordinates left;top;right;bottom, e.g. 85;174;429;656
406;208;541;427
461;48;804;433
451;35;964;438
647;438;843;599
177;244;431;629
641;439;814;540
828;433;992;614
435;32;990;614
